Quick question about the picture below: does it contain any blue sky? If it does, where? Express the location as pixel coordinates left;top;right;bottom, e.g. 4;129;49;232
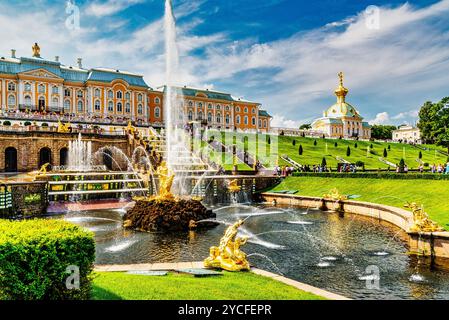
0;0;448;127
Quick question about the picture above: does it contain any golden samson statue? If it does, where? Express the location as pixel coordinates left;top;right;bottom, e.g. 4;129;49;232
405;202;443;233
204;219;250;272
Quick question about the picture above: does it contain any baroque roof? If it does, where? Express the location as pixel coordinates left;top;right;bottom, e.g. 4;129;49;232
0;55;148;88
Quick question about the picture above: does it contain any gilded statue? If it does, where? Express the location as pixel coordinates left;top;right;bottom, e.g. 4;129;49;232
32;43;41;58
323;188;348;201
154;161;175;200
228;179;241;193
405;202;443;233
57;120;71;133
204;219;250;272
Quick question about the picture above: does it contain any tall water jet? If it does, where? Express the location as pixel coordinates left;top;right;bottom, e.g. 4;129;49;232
68;133;92;171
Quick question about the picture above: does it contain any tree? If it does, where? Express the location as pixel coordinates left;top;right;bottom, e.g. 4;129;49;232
371;125;397;140
313;140;317;146
321;157;327;167
346;146;351;157
354;142;358;148
267;136;271;145
399;158;405;173
419;151;423;159
292;139;296;146
388;145;391;151
418;97;449;150
334;142;338;147
370;144;374;149
299;145;303;155
383;148;388;158
300;124;311;130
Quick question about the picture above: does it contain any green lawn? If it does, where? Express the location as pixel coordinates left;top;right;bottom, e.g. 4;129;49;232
270;176;449;230
92;271;324;300
200;131;448;170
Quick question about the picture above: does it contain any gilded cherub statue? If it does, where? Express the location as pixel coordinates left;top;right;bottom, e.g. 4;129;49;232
405;202;443;233
57;120;71;133
204;219;250;272
323;188;348;201
227;179;241;193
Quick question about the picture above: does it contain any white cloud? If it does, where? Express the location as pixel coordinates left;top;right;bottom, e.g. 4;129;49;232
270;114;302;129
369;112;390;125
86;0;145;17
392;109;419;120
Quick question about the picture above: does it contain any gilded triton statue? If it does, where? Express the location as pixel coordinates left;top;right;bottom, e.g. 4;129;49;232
204;219;250;272
323;188;348;201
405;202;443;233
228;179;241;193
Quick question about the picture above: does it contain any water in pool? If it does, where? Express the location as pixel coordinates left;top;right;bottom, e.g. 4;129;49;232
57;204;449;300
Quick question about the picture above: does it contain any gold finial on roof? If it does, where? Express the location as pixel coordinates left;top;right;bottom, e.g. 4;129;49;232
32;43;41;58
335;71;348;103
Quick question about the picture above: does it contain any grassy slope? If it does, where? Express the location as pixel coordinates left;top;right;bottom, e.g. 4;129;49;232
271;176;449;229
201;131;448;170
92;272;324;300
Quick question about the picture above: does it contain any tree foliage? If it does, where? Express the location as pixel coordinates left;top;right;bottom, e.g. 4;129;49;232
418;97;449;149
371;125;397;140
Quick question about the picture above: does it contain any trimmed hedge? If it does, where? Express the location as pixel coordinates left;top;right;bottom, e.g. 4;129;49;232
0;219;95;300
292;172;449;180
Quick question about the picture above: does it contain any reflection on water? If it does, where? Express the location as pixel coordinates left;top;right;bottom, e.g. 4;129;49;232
53;204;449;300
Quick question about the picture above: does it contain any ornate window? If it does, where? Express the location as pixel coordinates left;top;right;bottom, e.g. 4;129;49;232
125;92;130;100
236;106;240;112
207;112;212;122
244;116;248;125
24;83;31;92
155;97;160;104
225;105;230;111
244;107;248;113
198;102;203;108
24;95;32;107
52;86;59;94
236;115;241;124
259;119;262;127
95;89;101;97
108;90;113;99
154;107;160;118
77;90;83;98
208;103;212;109
198;111;203;120
252;117;256;125
216;112;222;123
52;97;59;108
77;101;84;112
188;110;193;121
125;103;131;113
264;120;267;128
64;88;71;97
117;102;123;113
116;91;123;99
64;100;71;111
188;101;193;107
138;104;143;115
38;84;45;94
252;108;256;114
138;94;143;102
108;101;114;112
94;100;101;111
8;82;16;91
216;104;221;110
226;114;230;124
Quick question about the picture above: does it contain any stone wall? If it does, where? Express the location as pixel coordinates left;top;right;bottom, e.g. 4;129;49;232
0;131;131;172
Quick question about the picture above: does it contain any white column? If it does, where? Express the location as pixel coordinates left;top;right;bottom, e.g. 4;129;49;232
103;89;107;117
88;87;93;113
18;81;23;107
1;80;5;110
131;92;135;120
59;85;63;112
31;82;36;110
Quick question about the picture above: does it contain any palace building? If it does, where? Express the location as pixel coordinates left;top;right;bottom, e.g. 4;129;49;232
311;72;371;139
0;43;271;132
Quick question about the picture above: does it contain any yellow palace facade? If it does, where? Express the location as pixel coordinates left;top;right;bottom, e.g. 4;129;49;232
0;44;271;132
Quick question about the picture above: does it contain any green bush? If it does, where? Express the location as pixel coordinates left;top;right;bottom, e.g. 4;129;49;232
0;219;95;300
3;121;11;126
